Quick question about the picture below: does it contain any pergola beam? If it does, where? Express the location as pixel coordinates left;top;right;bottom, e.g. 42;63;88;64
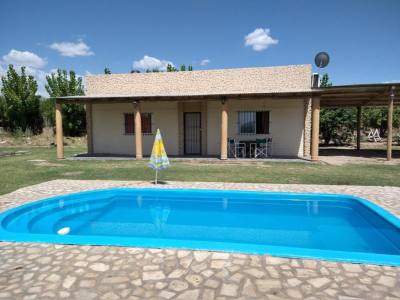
86;103;94;154
133;101;143;160
55;103;64;159
356;106;361;151
220;98;228;160
56;91;313;105
311;96;320;161
387;87;395;161
321;100;400;107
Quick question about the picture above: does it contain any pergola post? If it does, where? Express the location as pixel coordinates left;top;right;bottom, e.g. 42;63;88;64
220;98;228;160
133;101;143;160
387;86;395;161
86;103;94;154
55;103;64;159
356;106;361;151
311;96;320;161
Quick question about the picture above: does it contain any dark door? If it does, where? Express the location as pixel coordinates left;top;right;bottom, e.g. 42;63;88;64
184;112;201;155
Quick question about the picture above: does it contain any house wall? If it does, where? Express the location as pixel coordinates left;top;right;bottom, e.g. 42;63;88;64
92;102;179;156
207;99;305;157
91;98;305;158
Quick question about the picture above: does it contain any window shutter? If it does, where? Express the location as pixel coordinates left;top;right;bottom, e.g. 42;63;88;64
124;113;134;135
142;113;152;134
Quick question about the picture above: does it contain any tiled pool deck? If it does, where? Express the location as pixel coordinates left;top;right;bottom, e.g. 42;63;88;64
0;180;399;300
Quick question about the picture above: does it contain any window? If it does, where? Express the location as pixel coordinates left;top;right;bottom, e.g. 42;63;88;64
238;111;269;134
124;113;152;135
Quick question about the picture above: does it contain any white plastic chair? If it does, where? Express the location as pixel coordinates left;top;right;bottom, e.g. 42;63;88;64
227;138;246;158
254;138;268;158
367;129;382;142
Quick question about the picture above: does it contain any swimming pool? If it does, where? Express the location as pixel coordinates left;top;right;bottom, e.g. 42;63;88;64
1;188;399;265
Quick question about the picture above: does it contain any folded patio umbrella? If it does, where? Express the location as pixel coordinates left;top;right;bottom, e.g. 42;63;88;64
148;129;170;184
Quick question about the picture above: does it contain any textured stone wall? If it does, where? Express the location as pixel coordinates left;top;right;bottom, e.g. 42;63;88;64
303;97;312;158
86;65;312;97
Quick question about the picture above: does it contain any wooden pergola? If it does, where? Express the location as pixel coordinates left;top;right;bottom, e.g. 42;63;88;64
55;83;399;161
311;83;399;161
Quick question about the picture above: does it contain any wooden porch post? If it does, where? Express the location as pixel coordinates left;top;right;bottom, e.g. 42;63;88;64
55;103;64;159
311;96;320;161
387;86;395;161
356;106;361;151
220;99;228;160
134;101;143;160
86;103;94;154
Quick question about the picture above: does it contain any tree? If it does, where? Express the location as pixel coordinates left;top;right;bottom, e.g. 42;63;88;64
319;74;356;145
361;106;400;137
132;64;193;73
45;69;86;136
166;64;177;72
104;67;111;74
0;65;43;133
40;97;55;127
319;73;331;88
166;64;193;72
0;95;5;127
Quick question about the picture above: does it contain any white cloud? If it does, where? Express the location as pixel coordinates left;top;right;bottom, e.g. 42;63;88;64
133;55;174;71
244;28;278;51
2;49;47;68
200;59;210;66
49;40;94;57
0;64;5;76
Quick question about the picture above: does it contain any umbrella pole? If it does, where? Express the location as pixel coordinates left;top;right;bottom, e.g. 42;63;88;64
155;169;158;184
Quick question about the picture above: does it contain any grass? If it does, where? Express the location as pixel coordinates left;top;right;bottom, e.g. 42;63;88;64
0;146;400;195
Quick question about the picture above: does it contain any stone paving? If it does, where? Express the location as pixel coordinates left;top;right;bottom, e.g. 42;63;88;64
0;180;399;300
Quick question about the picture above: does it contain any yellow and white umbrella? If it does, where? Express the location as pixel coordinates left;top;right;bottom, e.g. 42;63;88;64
148;129;170;184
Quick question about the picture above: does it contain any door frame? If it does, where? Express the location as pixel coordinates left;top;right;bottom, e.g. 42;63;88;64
183;112;202;155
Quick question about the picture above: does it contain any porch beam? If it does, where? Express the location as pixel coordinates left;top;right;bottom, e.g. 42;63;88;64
220;99;228;160
356;106;361;151
86;103;94;154
311;96;320;161
387;86;395;161
55;103;64;159
133;101;143;160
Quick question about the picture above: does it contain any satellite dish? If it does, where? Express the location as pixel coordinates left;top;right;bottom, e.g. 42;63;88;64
315;52;330;68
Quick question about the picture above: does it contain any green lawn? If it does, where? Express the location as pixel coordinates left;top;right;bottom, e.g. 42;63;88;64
1;146;400;195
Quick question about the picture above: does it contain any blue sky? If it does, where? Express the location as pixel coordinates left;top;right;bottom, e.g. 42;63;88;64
0;0;399;95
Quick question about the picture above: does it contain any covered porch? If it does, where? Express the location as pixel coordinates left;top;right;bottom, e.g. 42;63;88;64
55;91;311;161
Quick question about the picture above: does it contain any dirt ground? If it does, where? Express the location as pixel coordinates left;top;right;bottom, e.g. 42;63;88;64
319;142;400;165
0;128;86;147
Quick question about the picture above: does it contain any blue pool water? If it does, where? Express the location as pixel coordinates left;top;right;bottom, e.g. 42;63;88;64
1;188;399;265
